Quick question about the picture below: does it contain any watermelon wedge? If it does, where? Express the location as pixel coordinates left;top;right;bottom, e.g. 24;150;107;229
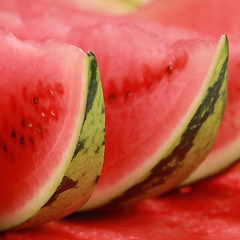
0;30;105;230
0;0;229;210
2;160;240;240
72;23;228;211
131;0;240;185
181;39;240;185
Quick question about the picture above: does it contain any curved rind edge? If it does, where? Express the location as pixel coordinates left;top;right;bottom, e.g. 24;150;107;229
13;52;105;229
181;37;238;185
83;36;228;211
180;136;240;186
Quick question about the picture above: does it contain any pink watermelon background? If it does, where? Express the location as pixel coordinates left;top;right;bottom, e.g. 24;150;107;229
1;0;240;238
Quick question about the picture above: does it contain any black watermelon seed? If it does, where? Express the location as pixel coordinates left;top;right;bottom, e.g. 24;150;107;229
3;145;7;153
33;97;38;105
21;119;25;127
11;130;16;138
19;137;25;145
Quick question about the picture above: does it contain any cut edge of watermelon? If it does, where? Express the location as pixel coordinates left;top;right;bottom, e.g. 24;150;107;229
0;44;90;231
81;35;228;211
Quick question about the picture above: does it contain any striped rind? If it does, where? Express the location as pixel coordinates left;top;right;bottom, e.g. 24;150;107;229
15;52;105;229
83;36;228;211
180;136;240;186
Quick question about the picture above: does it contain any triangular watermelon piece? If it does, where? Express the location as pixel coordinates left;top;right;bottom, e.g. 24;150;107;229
72;22;228;211
0;30;105;230
132;0;240;185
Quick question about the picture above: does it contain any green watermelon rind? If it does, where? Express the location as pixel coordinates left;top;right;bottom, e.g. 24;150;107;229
81;35;228;211
2;51;105;231
180;132;240;186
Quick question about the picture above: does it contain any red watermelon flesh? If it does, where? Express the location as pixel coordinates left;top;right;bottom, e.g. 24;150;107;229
132;0;240;184
2;160;240;240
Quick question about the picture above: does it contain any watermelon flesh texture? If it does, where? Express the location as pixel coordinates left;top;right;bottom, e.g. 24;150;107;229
0;0;228;209
0;30;104;230
2;160;240;240
133;0;240;184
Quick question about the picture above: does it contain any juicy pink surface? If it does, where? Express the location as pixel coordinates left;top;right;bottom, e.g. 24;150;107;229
2;161;240;239
0;31;85;219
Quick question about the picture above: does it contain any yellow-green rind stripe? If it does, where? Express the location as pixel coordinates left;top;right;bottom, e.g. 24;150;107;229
94;36;228;211
17;52;105;229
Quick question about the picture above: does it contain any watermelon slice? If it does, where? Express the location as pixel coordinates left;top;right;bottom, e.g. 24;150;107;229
2;160;240;240
132;0;240;185
71;23;228;211
181;39;240;185
0;0;228;210
0;30;105;230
